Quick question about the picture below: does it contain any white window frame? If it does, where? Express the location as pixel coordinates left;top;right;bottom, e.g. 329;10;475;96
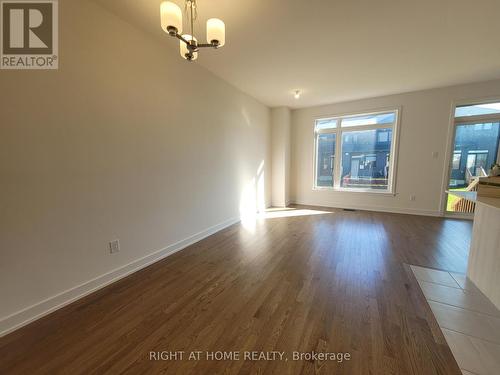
313;108;401;194
441;97;500;217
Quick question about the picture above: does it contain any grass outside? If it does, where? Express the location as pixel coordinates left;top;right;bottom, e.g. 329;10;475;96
446;187;468;212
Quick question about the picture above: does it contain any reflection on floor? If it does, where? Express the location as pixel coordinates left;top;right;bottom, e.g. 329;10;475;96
259;207;331;219
411;265;500;375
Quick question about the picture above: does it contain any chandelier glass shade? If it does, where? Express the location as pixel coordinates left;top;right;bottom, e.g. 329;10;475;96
160;1;225;61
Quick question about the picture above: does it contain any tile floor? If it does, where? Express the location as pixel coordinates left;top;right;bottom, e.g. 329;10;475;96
410;265;500;375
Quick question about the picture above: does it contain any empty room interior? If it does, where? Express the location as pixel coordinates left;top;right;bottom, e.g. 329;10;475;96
2;0;500;374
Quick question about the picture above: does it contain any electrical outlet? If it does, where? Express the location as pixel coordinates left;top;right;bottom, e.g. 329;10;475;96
109;239;120;254
432;151;439;159
410;195;416;201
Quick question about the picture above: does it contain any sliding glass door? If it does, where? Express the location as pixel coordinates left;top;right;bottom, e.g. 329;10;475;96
446;103;500;214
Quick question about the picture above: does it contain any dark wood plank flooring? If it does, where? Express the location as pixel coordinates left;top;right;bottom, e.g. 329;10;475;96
0;206;472;374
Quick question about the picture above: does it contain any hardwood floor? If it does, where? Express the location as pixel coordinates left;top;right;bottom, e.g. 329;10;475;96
0;206;472;374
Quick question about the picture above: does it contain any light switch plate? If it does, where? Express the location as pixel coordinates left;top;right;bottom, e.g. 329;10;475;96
109;239;120;254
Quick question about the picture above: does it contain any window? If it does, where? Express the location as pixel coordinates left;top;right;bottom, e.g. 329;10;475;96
315;118;337;131
455;103;500;117
316;133;336;187
467;150;489;176
452;151;461;170
377;131;390;143
341;112;396;127
314;110;399;193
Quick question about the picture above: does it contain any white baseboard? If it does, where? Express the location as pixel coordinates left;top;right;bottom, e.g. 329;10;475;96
290;200;443;217
0;216;240;338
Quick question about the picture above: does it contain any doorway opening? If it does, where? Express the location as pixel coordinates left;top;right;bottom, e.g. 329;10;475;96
445;102;500;214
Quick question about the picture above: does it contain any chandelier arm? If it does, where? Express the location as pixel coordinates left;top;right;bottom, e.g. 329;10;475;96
197;42;220;49
174;33;190;45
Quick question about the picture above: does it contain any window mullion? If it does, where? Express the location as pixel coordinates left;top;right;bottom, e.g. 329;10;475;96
340;123;395;131
316;128;337;135
455;114;500;124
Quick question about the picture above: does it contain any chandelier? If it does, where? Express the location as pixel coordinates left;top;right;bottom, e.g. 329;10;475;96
160;1;225;61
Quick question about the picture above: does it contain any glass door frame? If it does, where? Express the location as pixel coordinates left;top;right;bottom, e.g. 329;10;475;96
442;100;500;219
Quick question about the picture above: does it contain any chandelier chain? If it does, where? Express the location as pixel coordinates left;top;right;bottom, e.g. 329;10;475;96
185;0;197;39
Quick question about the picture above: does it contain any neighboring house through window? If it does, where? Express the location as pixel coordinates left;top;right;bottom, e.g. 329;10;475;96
314;110;399;193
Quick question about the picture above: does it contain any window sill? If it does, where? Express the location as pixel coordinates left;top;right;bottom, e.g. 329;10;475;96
312;186;397;196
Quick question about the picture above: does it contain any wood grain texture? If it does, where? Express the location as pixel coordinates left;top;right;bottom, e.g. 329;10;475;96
0;205;471;374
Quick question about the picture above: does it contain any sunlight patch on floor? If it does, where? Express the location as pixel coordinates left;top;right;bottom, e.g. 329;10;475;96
258;208;332;219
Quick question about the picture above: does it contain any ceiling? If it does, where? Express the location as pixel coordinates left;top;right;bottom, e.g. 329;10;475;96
94;0;500;109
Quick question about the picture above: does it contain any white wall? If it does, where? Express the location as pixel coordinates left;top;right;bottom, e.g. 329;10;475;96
271;107;291;207
291;80;500;215
0;0;271;334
